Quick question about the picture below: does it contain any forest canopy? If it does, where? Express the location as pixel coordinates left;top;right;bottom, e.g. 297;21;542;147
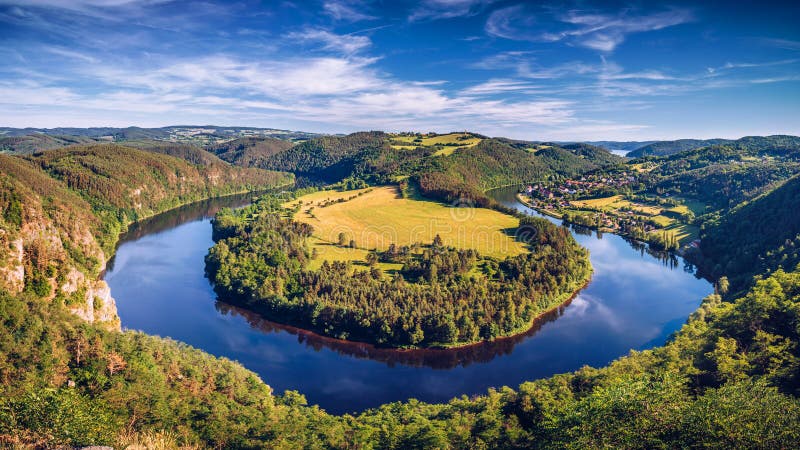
206;192;591;348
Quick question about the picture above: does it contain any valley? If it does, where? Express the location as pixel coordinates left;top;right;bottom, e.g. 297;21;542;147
2;130;800;447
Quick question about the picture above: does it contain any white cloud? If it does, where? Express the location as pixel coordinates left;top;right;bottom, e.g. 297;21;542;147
41;45;99;63
410;0;495;21
486;5;694;52
485;6;538;40
322;0;376;22
460;79;541;95
287;28;372;55
706;58;798;74
760;38;800;51
2;53;584;135
0;0;156;6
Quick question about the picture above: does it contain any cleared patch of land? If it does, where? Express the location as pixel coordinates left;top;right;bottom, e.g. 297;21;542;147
566;194;700;243
389;132;483;155
286;186;526;260
571;195;664;216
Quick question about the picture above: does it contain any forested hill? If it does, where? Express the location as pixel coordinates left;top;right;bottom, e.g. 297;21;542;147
550;142;625;166
3;134;800;446
415;138;623;206
206;136;294;167
629;135;800;158
637;136;800;210
121;140;231;166
628;138;731;157
583;140;656;154
699;174;800;296
0;144;292;327
210;132;623;205
0;125;319;142
0;134;100;154
255;131;389;180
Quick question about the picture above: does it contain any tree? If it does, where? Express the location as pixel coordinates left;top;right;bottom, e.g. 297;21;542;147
718;276;730;295
106;351;127;376
337;232;347;246
366;252;378;266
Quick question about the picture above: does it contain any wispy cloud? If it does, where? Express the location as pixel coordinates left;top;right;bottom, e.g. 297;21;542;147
460;78;542;96
0;52;584;135
750;76;800;84
41;45;99;63
409;0;495;21
0;0;161;8
287;28;372;55
486;5;694;52
760;38;800;51
706;58;798;74
485;5;537;40
322;0;376;22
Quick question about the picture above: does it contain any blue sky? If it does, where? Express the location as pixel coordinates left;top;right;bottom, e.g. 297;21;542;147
0;0;798;140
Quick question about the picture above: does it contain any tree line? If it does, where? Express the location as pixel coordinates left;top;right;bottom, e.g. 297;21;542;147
205;196;591;348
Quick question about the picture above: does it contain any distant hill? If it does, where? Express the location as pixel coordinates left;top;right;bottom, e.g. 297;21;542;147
554;142;625;166
415;139;623;206
628;138;732;157
206;137;294;167
641;135;800;209
582;140;657;154
0;125;320;145
122;140;229;166
256;131;389;180
0;134;100;154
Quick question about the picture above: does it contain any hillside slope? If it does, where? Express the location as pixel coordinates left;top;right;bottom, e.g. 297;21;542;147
628;138;731;157
3;252;799;447
122;140;229;166
206;136;294;167
630;135;800;158
416;139;622;205
0;145;293;326
699;174;800;295
640;137;800;209
0;134;100;154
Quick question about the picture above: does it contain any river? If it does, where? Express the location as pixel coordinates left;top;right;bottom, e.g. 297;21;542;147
104;188;711;414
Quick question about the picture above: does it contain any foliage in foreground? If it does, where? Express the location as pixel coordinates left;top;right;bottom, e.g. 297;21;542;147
3;258;800;447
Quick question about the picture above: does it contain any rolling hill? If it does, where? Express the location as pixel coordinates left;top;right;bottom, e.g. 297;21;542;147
0;134;100;154
628;138;732;157
206;136;295;167
0;145;293;328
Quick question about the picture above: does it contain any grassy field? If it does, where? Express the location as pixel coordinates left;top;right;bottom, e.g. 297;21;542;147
566;194;700;244
389;133;482;155
305;236;404;272
570;195;625;209
671;198;708;216
663;223;699;243
570;195;664;216
286;186;526;260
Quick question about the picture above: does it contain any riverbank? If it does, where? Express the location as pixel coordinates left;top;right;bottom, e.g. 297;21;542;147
107;184;710;411
206;190;593;350
96;183;293;329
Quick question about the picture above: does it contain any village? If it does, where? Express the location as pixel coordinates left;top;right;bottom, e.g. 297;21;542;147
518;171;697;252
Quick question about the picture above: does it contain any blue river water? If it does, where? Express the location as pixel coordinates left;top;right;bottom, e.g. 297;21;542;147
104;188;711;414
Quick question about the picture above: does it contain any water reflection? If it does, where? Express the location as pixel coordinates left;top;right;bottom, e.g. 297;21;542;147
105;187;713;413
108;192;263;272
215;294;577;370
